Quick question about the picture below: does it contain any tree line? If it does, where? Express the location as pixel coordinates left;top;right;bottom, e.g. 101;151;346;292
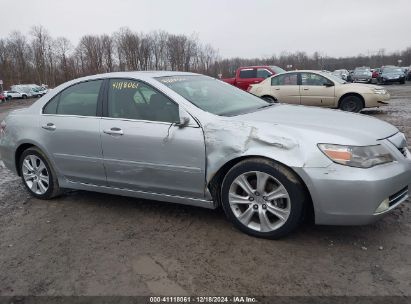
0;25;410;89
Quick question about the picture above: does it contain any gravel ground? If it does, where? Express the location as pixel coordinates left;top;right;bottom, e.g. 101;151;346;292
0;85;410;297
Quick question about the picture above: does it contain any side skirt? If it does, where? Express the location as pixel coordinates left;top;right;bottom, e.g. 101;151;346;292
60;180;217;209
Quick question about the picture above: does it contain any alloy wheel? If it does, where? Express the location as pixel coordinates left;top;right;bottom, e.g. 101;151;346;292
22;155;50;195
228;171;291;232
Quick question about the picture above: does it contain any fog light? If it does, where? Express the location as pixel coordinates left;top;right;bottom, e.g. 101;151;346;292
375;198;389;214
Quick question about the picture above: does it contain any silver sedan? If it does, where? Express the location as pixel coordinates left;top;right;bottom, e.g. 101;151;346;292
1;71;410;239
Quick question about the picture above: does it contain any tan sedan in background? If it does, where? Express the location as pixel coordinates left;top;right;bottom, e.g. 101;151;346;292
248;70;390;112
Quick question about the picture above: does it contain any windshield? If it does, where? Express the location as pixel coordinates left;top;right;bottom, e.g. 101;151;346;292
270;66;286;74
156;75;268;116
320;72;346;84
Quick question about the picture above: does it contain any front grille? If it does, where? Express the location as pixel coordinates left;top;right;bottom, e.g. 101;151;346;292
389;186;408;207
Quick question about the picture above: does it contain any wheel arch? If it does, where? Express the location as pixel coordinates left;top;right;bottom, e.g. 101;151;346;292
14;141;54;176
338;92;365;108
208;155;314;221
15;143;36;176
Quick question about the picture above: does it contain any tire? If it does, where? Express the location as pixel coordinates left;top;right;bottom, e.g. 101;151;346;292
19;147;61;199
6;96;12;101
22;94;27;99
261;96;276;103
400;80;405;85
220;158;307;239
339;95;363;112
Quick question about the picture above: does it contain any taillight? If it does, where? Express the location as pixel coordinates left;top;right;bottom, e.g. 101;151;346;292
247;85;253;92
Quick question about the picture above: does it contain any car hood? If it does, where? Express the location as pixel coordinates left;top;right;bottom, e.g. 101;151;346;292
232;104;398;145
340;83;383;90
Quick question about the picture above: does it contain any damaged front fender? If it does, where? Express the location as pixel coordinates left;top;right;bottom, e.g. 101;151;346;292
202;119;305;184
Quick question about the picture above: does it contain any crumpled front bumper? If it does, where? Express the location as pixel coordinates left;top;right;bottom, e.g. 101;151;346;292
294;143;411;225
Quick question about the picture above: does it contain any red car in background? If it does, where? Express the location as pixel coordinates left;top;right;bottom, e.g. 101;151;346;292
222;65;285;91
372;68;380;79
0;92;6;102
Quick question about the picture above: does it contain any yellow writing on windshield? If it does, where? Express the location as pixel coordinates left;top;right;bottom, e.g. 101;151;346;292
112;81;139;90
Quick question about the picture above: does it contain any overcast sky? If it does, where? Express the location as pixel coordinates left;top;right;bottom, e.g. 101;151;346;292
1;0;410;58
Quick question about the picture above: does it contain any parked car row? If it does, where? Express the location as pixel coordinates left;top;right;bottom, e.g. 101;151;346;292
332;66;409;85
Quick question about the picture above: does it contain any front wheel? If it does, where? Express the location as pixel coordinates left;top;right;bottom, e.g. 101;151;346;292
221;158;307;239
19;147;61;199
339;95;363;112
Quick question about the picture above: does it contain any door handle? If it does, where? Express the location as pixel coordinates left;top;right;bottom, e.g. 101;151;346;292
275;88;280;90
42;123;56;131
103;127;124;136
303;88;309;90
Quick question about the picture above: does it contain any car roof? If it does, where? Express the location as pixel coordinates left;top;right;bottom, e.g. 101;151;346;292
83;71;200;80
273;70;325;74
238;66;276;69
62;71;202;85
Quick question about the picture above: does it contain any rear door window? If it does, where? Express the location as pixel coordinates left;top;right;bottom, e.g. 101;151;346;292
43;80;102;116
271;73;298;85
239;69;257;79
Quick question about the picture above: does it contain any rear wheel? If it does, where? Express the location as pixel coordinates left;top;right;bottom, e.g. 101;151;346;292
339;95;363;112
221;158;307;239
19;147;61;199
22;94;27;99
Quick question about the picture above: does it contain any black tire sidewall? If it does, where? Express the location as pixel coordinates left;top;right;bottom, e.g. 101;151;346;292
340;96;363;112
19;148;57;199
221;159;306;239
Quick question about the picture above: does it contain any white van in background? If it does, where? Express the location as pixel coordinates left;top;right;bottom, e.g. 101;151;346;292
11;84;48;98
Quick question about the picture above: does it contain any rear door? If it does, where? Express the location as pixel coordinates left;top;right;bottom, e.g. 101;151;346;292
299;72;335;107
269;73;300;104
40;79;106;185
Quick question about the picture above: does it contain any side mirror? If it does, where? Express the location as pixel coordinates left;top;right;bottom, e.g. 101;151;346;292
176;116;190;128
324;82;334;87
175;107;191;128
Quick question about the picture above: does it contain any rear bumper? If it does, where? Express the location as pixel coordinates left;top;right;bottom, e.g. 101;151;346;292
294;150;411;225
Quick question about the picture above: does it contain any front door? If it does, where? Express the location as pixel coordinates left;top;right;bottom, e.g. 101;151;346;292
40;79;106;185
299;72;336;107
100;78;206;199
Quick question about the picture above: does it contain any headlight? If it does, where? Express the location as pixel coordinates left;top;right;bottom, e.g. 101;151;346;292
318;144;394;168
373;88;387;95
